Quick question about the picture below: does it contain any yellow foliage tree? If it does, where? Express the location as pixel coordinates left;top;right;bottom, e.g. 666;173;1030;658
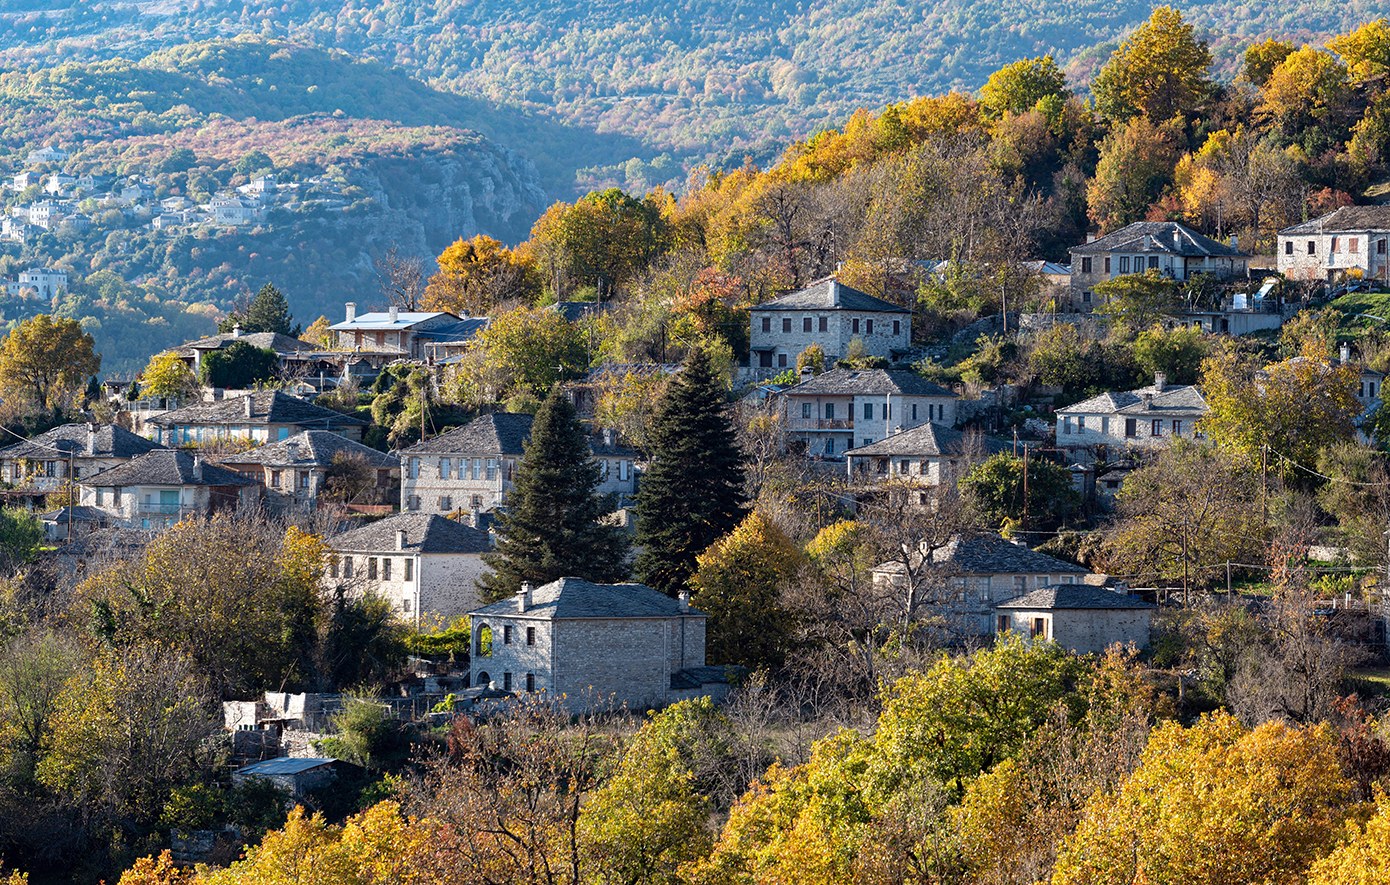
424;234;541;316
1091;6;1211;123
1306;792;1390;885
0;314;101;414
138;350;200;401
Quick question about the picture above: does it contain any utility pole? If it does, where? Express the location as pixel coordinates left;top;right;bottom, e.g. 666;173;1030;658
1021;444;1029;529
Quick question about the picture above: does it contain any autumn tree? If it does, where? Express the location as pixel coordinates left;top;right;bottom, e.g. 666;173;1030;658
960;452;1080;533
137;351;199;401
198;340;279;389
1306;792;1390;885
635;348;748;596
527;188;669;298
453;307;586;405
424;234;542;316
1243;38;1296;87
479;387;630;602
1087;117;1180;231
978;55;1068;118
1091;6;1212;124
0;314;100;414
1259;46;1354;143
1092;269;1183;331
1132;323;1209;385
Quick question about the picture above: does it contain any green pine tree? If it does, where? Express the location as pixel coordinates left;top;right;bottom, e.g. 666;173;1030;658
239;283;298;336
478;387;631;602
635;348;748;596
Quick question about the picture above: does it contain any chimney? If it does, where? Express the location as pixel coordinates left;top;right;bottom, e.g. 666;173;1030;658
231;323;243;338
285;441;299;463
388;305;399;323
192;455;203;482
345;302;356;323
396;529;406;551
602;427;614;448
86;423;97;455
1154;371;1167;393
1086;232;1097;244
1143;235;1152;249
1340;343;1351;364
678;590;690;613
243;396;254;418
517;582;533;613
469;508;481;528
1142;392;1153;410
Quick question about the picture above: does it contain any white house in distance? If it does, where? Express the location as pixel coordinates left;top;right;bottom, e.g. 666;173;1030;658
6;268;67;299
997;585;1155;654
1055;373;1208;461
749;277;911;369
78;450;259;530
1068;221;1250;311
1277;206;1390;283
844;423;1010;494
325;512;493;626
329;304;476;360
778;368;958;459
469;578;731;709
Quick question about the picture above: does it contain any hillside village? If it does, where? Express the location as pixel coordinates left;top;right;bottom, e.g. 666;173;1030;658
7;5;1390;885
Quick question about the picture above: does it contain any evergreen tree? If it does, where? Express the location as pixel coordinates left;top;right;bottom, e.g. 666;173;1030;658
635;348;748;596
235;283;298;336
479;388;630;602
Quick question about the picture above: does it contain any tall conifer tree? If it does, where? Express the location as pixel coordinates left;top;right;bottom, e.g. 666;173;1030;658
479;388;630;602
242;283;298;336
635;348;748;596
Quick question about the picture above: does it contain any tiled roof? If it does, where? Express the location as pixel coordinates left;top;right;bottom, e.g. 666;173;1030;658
844;423;1010;457
1070;222;1249;258
403;413;534;456
82;450;258;488
1281;205;1390;235
0;423;164;460
881;534;1090;576
236;757;337;776
149;391;368;428
469;577;705;620
221;430;399;469
328;311;457;331
414;318;491;343
330;512;491;555
996;585;1155;610
783;368;957;398
178;332;317;356
546;301;613;322
37;505;110;524
752;278;911;313
1059;383;1207;417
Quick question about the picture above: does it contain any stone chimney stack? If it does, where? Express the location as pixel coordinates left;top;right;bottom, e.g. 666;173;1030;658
86;423;98;455
517;582;533;613
345;302;356;323
285;441;299;463
1341;343;1351;364
243;396;254;419
1142;392;1153;410
678;590;690;613
396;529;406;551
192;455;203;482
1154;371;1167;393
1086;232;1097;244
388;305;399;323
231;323;243;338
602;427;614;448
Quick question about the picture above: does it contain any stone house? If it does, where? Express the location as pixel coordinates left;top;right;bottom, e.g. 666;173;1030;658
1068;222;1250;311
778;368;958;459
1054;373;1208;462
220;430;400;512
1277;206;1390;282
232;757;348;803
78;449;259;529
996;585;1155;654
328;303;473;360
0;423;164;492
844;423;1009;495
325;512;493;626
149;390;369;445
168;329;323;379
400;413;638;514
873;534;1095;637
749;278;911;368
468;577;730;709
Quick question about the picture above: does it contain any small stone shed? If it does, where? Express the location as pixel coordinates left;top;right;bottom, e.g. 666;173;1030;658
995;585;1155;654
231;757;345;802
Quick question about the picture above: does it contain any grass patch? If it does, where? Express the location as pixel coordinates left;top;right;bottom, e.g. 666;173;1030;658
1348;667;1390;698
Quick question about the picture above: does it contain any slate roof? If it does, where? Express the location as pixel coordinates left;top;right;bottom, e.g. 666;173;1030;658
403;413;534;456
176;332;317;356
933;534;1090;574
996;585;1155;610
221;431;399;470
330;512;491;555
782;368;957;398
1281;205;1390;235
844;423;1009;458
236;757;337;776
1071;222;1249;258
469;577;706;620
82;450;258;488
149;391;368;428
37;505;110;524
546;301;613;322
1058;383;1207;417
752;278;910;313
328;311;456;331
582;362;681;383
0;424;164;460
414;318;491;344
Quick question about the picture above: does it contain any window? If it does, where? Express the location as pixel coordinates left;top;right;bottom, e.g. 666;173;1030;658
504;625;513;644
1101;416;1110;435
825;402;835;419
866;319;874;334
803;317;812;332
761;317;771;333
1285;241;1293;255
407;495;420;511
1082;291;1092;303
470;495;482;508
911;404;918;421
383;558;392;581
1125;418;1138;438
368;557;378;580
1081;257;1092;273
824;438;834;454
819;317;828;332
408;458;419;479
329;557;339;578
472;458;482;479
1151;419;1162;437
503;672;512;691
526;672;535;692
526;626;535;646
486;458;497;480
1173;420;1182;436
299;471;310;488
1077;416;1086;433
1147;256;1159;269
998;615;1011;633
1061;416;1071;434
440;458;451;479
893;320;900;336
439;496;452;511
404;558;413;581
402;598;411;612
1308;240;1316;255
96;488;104;505
802;403;812;419
1351;237;1359;253
852;318;860;334
1030;617;1047;639
778;353;788;368
343;558;353;578
1379;239;1387;255
864;402;873;419
1332;236;1340;252
270;470;281;488
782;318;792;333
862;438;873;446
1120;256;1131;272
1014;576;1027;592
1104;257;1111;273
899;459;910;474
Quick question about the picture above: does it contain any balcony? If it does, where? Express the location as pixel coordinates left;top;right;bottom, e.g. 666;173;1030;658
784;418;854;431
138;503;191;516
